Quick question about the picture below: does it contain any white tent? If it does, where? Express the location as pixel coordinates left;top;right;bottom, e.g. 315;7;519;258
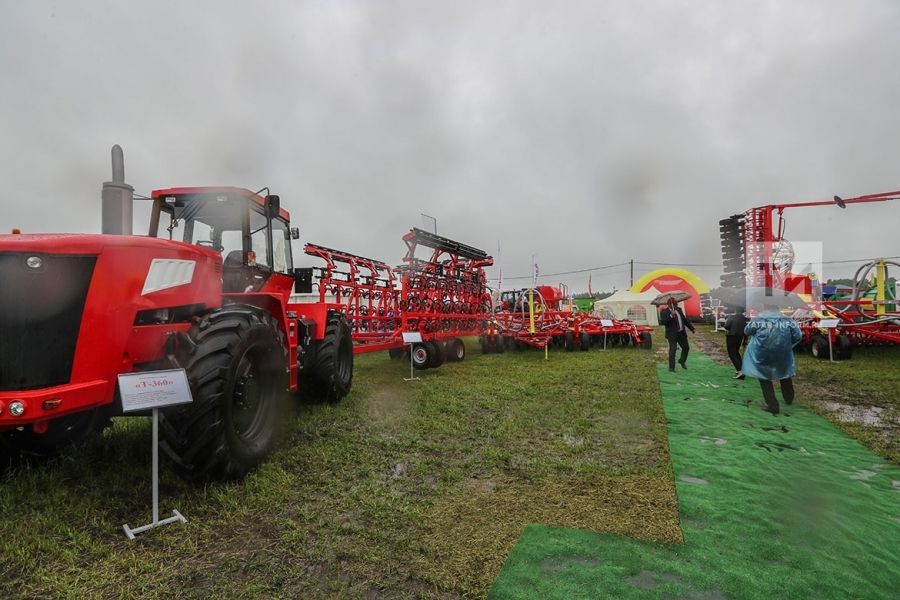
593;289;659;326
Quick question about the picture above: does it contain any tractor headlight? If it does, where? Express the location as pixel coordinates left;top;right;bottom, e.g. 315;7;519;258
8;401;25;417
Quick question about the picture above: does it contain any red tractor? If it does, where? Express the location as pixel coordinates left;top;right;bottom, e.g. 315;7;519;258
0;186;353;480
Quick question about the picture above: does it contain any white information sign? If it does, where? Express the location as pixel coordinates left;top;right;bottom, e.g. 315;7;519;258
402;332;423;344
600;319;614;327
819;319;840;329
118;369;193;413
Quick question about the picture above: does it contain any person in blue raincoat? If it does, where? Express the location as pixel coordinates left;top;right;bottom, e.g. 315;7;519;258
742;305;803;414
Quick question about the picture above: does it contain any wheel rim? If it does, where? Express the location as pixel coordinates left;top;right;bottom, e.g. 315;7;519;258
413;346;428;364
231;351;268;442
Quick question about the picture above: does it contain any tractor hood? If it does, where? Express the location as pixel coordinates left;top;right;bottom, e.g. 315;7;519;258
0;233;219;259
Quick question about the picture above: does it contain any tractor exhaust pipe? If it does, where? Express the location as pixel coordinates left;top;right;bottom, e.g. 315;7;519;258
101;144;134;235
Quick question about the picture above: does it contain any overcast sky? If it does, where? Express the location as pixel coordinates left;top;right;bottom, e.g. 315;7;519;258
2;0;899;292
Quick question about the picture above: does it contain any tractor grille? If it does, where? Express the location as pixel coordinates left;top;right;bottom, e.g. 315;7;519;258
0;253;96;391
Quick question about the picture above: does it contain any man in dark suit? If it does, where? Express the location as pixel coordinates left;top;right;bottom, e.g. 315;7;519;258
659;297;695;372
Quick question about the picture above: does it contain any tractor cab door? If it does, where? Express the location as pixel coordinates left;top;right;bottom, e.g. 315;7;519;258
149;189;295;295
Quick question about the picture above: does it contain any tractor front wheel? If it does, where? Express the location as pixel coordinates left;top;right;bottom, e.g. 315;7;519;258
160;306;288;481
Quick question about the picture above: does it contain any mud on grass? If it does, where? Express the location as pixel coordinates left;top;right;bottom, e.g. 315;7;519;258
693;325;900;465
0;334;676;599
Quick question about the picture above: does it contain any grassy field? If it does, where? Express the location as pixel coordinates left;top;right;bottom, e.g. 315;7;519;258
0;334;679;599
693;325;900;465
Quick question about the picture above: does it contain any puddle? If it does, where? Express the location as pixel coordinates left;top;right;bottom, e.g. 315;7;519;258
849;469;878;481
539;555;602;572
679;475;709;485
821;401;886;427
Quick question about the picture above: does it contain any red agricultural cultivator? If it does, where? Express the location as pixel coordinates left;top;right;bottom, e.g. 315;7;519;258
483;285;653;353
304;227;493;369
719;190;900;359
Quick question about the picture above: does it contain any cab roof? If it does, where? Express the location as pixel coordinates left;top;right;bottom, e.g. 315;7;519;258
151;187;291;221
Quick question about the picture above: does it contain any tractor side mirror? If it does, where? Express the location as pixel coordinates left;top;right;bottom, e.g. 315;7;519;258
290;227;300;240
293;267;313;294
265;194;281;218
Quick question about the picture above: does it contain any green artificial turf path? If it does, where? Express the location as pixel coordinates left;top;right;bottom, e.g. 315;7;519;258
489;352;900;599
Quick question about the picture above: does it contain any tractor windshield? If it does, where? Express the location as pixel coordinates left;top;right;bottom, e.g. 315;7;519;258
150;193;292;274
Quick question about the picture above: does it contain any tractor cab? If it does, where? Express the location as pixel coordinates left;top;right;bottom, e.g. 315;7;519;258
149;187;299;294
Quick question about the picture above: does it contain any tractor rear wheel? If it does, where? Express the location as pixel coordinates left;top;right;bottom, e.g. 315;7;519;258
0;407;112;460
312;311;354;402
160;306;288;481
446;338;466;362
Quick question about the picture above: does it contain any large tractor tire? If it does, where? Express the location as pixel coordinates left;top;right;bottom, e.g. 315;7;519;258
446;338;466;362
303;311;354;403
160;306;288;481
0;407;112;460
638;331;653;349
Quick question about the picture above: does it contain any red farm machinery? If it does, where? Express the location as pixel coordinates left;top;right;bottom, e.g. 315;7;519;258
719;190;900;359
484;285;653;352
1;185;359;479
302;227;493;370
1;168;493;479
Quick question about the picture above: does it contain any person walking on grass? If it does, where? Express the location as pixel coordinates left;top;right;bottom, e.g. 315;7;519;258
724;308;749;379
660;297;694;372
742;304;802;415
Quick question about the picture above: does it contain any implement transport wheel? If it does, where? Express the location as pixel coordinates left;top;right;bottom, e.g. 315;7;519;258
446;337;466;362
412;343;431;369
580;331;590;351
638;331;652;349
0;407;112;460
160;305;288;481
426;340;445;368
564;332;575;352
836;334;853;360
388;347;405;360
810;335;828;359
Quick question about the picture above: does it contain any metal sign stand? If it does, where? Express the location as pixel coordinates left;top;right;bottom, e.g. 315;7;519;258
402;332;422;382
118;369;192;540
820;319;840;363
600;319;613;350
123;408;187;539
